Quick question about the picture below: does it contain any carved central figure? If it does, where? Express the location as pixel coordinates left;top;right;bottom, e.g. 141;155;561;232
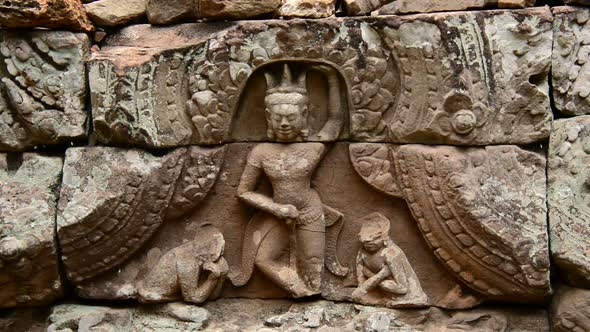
229;63;347;297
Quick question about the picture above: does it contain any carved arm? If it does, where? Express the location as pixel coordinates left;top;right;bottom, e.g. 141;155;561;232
237;162;298;219
314;65;343;140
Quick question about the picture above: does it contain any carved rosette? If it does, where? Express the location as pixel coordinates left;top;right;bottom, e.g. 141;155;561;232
57;146;226;284
0;30;89;151
350;143;550;302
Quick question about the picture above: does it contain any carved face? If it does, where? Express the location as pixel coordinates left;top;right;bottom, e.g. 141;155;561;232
360;231;388;253
265;93;308;142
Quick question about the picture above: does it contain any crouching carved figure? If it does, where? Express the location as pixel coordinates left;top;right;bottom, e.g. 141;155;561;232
137;225;228;304
352;213;427;307
229;63;348;297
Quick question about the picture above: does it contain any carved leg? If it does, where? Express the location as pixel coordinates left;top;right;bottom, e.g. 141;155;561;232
379;280;408;295
137;251;179;303
296;228;325;293
254;226;313;298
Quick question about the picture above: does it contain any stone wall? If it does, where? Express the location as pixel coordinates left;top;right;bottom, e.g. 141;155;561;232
1;0;590;331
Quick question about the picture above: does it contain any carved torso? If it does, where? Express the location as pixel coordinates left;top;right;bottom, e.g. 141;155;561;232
249;143;324;209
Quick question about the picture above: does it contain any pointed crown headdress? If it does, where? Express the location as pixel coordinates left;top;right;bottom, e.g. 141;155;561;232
264;64;308;106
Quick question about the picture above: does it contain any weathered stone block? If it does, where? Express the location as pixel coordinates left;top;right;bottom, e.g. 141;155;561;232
278;0;336;18
57;146;225;288
549;116;590;288
553;6;590;116
0;153;63;308
89;7;552;148
84;0;147;27
0;30;90;151
146;0;281;25
0;0;93;31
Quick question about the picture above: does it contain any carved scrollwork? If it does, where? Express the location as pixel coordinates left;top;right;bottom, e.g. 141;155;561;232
0;31;89;150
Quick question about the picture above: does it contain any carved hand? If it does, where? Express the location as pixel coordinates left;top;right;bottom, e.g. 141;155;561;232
275;204;299;219
352;286;368;300
203;259;229;279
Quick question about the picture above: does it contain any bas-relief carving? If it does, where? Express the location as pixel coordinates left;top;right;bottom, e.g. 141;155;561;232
549;116;590;288
350;143;551;303
89;7;552;148
229;63;348;297
553;6;590;116
57;146;225;285
0;153;64;308
351;213;427;307
384;8;552;145
138;225;228;304
0;30;89;151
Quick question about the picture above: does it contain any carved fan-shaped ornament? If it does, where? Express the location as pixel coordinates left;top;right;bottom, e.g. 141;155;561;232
350;143;551;302
59;146;226;283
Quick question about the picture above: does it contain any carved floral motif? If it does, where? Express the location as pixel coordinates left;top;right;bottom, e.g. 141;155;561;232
0;31;89;151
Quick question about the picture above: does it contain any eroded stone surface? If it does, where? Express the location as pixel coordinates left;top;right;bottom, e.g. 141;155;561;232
146;0;281;25
46;299;549;331
0;0;93;31
549;116;590;288
57;146;225;286
350;143;551;303
0;153;63;308
344;0;392;15
552;6;590;116
48;302;210;331
89;7;553;148
84;0;147;27
0;30;90;151
551;285;590;332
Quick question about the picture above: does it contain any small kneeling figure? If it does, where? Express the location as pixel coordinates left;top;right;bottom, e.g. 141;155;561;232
137;225;228;304
352;213;427;307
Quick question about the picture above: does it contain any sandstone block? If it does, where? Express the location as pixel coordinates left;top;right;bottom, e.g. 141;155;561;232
84;0;147;27
0;30;90;151
89;7;552;148
278;0;336;18
553;6;590;116
146;0;281;25
0;153;63;308
57;146;225;288
0;0;93;31
549;116;590;287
